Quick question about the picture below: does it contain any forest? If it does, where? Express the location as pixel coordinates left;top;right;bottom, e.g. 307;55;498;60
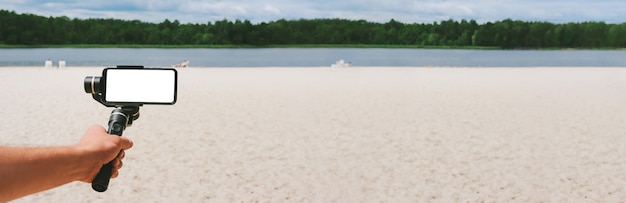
1;9;625;49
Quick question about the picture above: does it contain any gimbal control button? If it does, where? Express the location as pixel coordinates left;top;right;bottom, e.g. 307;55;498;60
111;123;124;134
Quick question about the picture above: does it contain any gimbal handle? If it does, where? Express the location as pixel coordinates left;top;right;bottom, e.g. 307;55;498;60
91;107;139;192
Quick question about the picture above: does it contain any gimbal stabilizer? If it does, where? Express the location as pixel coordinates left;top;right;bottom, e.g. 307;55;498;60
92;106;139;192
84;66;177;192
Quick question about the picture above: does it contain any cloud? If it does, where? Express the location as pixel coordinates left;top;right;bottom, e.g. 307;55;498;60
1;0;625;24
263;4;281;16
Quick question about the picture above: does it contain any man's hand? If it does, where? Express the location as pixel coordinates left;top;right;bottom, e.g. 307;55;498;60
74;125;134;182
0;125;133;202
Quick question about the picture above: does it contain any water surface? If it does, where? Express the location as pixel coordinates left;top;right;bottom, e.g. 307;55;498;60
0;48;624;67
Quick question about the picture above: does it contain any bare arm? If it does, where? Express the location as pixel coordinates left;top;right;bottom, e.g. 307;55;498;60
0;125;133;202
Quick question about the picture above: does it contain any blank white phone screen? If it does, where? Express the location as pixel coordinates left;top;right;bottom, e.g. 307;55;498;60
105;69;176;103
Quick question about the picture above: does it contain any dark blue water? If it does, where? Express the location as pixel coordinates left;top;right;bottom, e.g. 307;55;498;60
0;48;624;67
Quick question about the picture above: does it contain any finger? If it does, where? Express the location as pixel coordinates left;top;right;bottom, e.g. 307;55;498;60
112;158;123;169
111;169;119;178
118;150;125;159
118;137;134;150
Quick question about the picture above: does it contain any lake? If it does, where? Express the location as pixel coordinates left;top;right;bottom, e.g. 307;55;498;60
0;48;625;67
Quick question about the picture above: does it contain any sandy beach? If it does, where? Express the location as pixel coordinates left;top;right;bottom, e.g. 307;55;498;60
2;66;626;202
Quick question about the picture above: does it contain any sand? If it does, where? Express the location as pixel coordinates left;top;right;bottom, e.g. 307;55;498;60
2;66;626;202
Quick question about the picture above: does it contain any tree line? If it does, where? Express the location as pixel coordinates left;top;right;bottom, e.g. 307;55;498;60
1;9;625;49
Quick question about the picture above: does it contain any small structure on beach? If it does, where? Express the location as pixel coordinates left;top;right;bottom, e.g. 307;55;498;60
331;59;352;68
44;59;52;68
58;60;66;68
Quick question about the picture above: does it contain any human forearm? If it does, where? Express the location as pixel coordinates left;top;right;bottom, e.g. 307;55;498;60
0;125;132;202
0;146;89;202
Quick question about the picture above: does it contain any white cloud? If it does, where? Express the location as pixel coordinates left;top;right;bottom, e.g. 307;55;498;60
263;4;281;16
231;5;248;15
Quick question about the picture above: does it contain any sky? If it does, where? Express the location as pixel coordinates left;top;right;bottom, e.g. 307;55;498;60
2;0;625;24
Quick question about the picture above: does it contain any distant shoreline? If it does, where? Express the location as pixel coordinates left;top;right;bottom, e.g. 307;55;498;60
1;44;624;50
0;44;498;49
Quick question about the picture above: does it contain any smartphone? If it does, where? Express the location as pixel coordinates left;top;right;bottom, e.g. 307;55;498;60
102;68;177;105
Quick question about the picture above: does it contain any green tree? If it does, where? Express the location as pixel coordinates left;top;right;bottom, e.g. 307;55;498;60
1;9;625;49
